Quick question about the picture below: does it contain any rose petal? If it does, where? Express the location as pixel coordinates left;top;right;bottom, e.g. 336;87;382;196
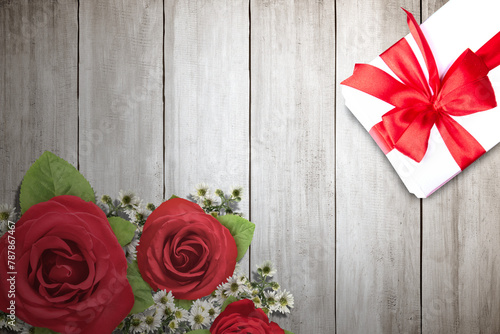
143;198;205;233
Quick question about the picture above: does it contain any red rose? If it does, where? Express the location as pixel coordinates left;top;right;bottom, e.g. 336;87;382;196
210;299;285;333
136;198;237;300
0;195;134;334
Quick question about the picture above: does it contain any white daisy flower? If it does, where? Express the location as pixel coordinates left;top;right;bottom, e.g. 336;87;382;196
162;302;177;318
229;186;243;198
213;283;229;304
173;307;188;322
188;306;210;330
276;289;294;314
236;273;248;285
153;290;175;308
264;290;279;313
129;314;146;333
167;319;179;331
257;260;277;277
124;237;140;263
126;204;150;223
202;194;218;207
140;308;162;332
207;304;221;319
191;299;212;313
0;204;16;222
118;190;140;206
135;205;150;221
192;183;210;203
223;275;246;297
252;296;263;309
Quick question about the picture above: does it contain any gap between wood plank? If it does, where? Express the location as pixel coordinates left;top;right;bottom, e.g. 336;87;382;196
162;0;166;200
419;4;423;334
77;0;80;171
334;0;338;332
248;0;253;279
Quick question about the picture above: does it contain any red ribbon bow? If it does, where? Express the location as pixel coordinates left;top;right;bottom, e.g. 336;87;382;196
342;9;500;170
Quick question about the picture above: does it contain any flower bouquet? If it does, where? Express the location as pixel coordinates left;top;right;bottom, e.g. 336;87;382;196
0;151;294;334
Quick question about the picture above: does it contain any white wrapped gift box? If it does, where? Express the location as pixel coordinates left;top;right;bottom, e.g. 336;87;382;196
342;0;500;198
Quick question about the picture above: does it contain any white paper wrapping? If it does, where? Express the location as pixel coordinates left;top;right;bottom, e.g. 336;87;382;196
342;0;500;198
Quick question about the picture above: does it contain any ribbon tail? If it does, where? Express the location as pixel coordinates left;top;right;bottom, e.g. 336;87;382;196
436;114;486;170
476;31;500;71
402;8;441;95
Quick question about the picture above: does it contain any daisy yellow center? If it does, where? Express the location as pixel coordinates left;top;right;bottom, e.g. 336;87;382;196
230;282;239;292
168;321;177;329
209;308;216;316
145;316;155;325
268;298;276;305
131;318;141;327
122;195;132;204
232;189;241;196
174;310;183;319
280;297;288;306
194;314;205;324
262;266;271;275
0;212;9;220
197;189;207;196
160;296;168;304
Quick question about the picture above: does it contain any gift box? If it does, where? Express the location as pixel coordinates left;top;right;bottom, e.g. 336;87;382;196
341;0;500;198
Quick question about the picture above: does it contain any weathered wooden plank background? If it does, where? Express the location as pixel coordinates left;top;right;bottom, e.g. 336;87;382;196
2;0;500;333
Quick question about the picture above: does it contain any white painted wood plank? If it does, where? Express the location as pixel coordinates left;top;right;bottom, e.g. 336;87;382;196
79;0;164;203
0;0;78;206
422;1;500;332
250;0;335;332
336;1;421;333
164;0;250;268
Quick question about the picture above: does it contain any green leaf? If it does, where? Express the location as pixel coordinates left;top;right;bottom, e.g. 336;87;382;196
221;296;238;312
20;151;95;214
127;261;154;314
169;194;179;199
108;217;136;246
216;215;255;262
174;298;193;310
284;331;295;334
185;330;210;334
34;328;59;334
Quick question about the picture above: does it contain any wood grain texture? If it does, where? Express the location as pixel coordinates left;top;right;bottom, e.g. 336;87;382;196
250;0;335;332
164;0;250;268
422;0;447;23
79;0;163;203
0;0;77;205
335;0;421;333
421;1;500;333
3;1;500;333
